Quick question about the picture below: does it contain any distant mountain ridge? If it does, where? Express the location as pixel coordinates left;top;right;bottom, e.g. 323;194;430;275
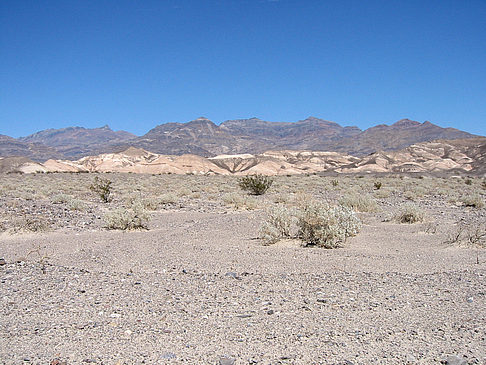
0;117;479;161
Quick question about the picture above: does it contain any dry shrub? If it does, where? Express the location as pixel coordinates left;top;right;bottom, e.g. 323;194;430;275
394;203;425;223
104;202;149;230
444;222;486;247
260;202;361;248
339;193;379;212
10;215;51;233
462;194;485;209
222;192;258;210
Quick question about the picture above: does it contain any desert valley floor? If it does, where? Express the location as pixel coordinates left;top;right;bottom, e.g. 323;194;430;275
0;173;485;364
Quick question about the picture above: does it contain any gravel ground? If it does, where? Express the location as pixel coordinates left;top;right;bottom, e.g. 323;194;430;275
1;210;486;364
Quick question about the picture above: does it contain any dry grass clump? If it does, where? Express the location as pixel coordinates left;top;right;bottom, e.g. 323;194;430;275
103;202;149;230
393;203;426;223
157;193;178;206
222;192;259;210
9;215;51;233
260;202;361;248
339;193;379;212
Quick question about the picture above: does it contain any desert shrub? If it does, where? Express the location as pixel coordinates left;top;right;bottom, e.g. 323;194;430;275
10;215;51;233
297;202;361;248
157;193;178;205
176;187;192;197
464;178;473;186
445;222;486;247
374;188;392;199
462;194;485;209
374;181;382;190
238;174;274;195
222;192;258;210
90;176;113;203
339;193;379;212
104;202;149;230
51;193;71;204
394;203;425;223
259;202;361;248
67;198;89;211
259;205;296;245
331;179;339;187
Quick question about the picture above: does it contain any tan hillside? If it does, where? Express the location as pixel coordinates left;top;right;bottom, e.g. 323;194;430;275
4;137;485;176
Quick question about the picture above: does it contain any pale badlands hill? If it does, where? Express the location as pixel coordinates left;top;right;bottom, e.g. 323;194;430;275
5;137;486;176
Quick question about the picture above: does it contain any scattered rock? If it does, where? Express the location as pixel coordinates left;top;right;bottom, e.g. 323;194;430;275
444;355;468;365
219;356;235;365
225;272;239;279
160;352;177;360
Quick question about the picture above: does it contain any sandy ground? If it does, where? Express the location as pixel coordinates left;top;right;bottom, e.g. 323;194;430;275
1;210;485;364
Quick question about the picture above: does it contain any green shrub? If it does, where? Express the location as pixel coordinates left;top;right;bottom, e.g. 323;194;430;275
331;179;339;187
374;181;382;190
394;203;425;223
90;176;113;203
238;174;274;195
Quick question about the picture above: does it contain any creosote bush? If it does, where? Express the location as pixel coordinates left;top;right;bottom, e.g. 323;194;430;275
238;174;274;195
260;202;361;248
90;176;113;203
394;203;425;223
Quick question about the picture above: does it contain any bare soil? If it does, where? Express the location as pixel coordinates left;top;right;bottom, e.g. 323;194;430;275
0;174;485;364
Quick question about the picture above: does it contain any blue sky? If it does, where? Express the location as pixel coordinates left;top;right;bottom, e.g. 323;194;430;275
1;0;485;138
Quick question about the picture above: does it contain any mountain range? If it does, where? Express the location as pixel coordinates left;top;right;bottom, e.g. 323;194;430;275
0;117;479;162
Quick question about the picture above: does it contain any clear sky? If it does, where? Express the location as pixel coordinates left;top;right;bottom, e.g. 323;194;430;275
1;0;485;138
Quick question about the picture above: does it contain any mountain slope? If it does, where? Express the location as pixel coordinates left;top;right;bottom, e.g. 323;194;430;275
20;125;136;159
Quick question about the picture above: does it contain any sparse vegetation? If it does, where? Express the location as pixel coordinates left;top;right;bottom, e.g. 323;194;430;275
260;202;361;248
374;181;382;190
104;201;149;230
90;176;113;203
339;193;379;212
394;203;425;223
462;194;485;209
238;174;274;195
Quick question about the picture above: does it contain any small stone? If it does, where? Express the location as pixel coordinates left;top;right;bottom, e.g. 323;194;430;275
219;357;235;365
466;297;473;303
225;272;239;279
160;352;176;360
267;309;274;315
445;355;467;365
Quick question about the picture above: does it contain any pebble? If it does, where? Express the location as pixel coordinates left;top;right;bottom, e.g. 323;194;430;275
219;357;235;365
445;355;468;365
